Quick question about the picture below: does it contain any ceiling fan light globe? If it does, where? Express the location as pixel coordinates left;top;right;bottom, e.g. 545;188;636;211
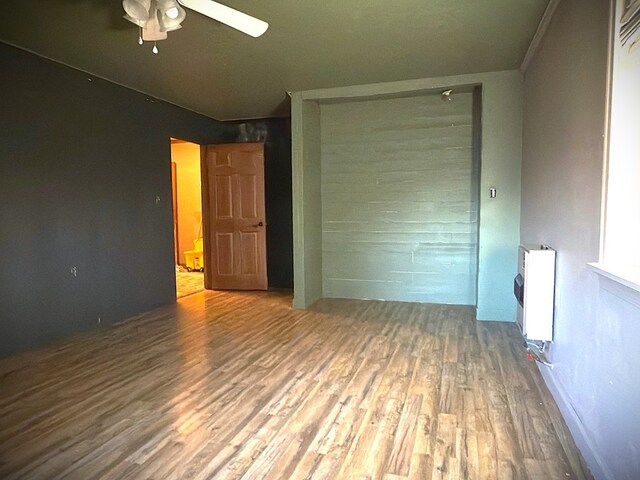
158;0;185;20
122;0;151;22
163;24;183;33
166;6;179;19
157;0;186;31
169;6;186;24
158;9;185;31
123;13;147;27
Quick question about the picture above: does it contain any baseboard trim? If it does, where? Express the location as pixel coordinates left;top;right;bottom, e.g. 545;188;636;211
538;365;614;480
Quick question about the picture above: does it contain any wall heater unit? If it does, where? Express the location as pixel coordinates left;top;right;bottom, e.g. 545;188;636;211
514;245;556;342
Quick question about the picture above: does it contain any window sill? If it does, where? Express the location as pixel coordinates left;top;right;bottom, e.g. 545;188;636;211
588;262;640;294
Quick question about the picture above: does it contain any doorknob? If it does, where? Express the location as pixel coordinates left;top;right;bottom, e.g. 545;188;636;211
252;221;264;227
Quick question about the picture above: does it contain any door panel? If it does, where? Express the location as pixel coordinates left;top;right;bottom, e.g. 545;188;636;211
216;233;234;275
215;175;233;218
239;175;257;218
202;143;267;290
240;232;259;275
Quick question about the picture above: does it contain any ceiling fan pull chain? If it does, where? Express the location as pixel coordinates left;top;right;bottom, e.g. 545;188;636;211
152;41;159;54
138;27;143;45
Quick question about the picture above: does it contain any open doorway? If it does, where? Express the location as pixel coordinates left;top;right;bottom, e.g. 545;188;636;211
170;138;205;298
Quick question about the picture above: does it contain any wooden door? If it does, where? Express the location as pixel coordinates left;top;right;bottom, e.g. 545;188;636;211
201;143;267;290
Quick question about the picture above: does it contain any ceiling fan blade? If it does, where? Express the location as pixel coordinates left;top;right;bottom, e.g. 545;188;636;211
177;0;268;37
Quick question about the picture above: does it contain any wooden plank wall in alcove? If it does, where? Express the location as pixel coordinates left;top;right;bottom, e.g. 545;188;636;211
292;71;523;322
320;92;478;304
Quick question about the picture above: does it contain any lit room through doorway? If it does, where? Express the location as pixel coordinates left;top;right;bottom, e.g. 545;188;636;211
170;138;205;298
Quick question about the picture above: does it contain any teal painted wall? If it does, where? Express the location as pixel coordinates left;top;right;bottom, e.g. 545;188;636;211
292;96;323;308
475;74;523;321
320;92;478;304
292;71;522;321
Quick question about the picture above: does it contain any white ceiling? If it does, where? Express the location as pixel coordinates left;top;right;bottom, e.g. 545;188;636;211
0;0;549;120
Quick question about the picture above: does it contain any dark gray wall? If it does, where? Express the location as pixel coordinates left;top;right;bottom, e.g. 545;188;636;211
521;1;640;479
0;42;292;358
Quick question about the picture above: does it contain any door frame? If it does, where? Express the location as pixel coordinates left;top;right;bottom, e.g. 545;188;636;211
169;137;205;298
170;161;179;265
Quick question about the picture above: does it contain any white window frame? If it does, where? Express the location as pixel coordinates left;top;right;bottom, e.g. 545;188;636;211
590;0;640;293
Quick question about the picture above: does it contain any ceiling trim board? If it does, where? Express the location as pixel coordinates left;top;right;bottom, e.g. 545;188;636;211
520;0;561;73
222;113;290;122
297;73;509;102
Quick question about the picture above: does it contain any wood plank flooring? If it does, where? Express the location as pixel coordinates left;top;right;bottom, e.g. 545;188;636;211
0;290;591;479
176;271;205;299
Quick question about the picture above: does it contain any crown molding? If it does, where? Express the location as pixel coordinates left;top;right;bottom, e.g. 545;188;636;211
520;0;562;73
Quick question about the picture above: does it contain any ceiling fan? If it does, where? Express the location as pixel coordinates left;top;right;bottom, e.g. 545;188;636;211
122;0;269;54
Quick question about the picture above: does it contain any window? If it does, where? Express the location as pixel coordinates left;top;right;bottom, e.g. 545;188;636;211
595;0;640;289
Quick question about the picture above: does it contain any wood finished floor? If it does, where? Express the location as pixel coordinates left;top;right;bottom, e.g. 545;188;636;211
176;271;205;299
0;290;590;480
